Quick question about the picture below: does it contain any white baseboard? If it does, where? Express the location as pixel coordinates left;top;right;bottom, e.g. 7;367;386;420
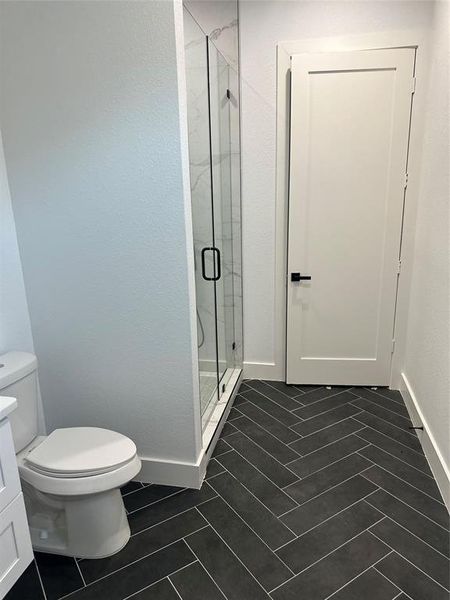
138;454;202;489
400;373;450;511
137;369;243;489
243;361;284;380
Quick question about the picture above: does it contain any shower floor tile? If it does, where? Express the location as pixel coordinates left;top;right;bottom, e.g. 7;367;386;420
6;382;449;600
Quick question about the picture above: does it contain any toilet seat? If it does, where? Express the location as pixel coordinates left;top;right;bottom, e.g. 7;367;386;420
18;428;141;496
24;427;137;478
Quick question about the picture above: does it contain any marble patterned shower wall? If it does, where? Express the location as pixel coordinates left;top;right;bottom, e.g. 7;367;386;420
184;0;243;376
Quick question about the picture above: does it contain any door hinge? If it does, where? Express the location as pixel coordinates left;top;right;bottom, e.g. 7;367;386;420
232;342;236;350
391;339;396;354
404;172;409;189
226;89;231;100
222;383;226;393
411;76;416;94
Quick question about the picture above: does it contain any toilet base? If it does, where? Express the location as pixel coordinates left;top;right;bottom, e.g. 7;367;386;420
22;481;131;558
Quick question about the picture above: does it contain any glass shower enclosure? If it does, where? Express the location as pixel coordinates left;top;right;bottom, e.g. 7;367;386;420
184;9;243;429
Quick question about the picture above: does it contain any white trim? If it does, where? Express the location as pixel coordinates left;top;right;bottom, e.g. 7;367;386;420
400;373;450;512
138;369;242;489
243;361;284;380
275;30;429;385
137;453;203;490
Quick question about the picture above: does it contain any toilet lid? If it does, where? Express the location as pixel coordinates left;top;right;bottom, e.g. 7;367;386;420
25;427;137;477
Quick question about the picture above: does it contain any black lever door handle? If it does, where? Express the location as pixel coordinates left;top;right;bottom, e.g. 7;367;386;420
291;272;311;282
201;247;221;281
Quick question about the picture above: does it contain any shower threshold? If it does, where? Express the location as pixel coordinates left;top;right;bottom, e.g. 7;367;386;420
202;367;242;452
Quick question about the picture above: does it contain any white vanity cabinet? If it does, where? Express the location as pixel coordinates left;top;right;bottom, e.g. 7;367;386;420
0;397;33;599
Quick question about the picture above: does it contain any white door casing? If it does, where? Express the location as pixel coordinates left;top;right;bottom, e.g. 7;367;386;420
286;48;415;385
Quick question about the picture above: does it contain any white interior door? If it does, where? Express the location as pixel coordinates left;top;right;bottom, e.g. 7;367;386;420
286;48;415;385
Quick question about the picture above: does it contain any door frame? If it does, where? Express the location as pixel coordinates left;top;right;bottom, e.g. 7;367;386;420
273;30;430;388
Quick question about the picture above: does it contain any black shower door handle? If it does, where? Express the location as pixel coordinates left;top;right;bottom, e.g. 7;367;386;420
201;247;221;281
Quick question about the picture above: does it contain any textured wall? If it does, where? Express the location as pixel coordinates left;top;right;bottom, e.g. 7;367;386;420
404;0;449;470
0;1;200;463
239;0;434;376
0;131;34;355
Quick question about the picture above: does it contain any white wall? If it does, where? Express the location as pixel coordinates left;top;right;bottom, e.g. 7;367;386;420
0;131;34;355
239;0;434;378
403;0;449;474
0;1;201;468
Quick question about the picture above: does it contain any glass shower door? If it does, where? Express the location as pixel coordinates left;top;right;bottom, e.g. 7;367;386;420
184;11;219;417
184;7;243;426
208;40;235;395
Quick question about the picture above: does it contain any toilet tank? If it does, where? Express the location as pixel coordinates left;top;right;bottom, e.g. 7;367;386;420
0;352;39;453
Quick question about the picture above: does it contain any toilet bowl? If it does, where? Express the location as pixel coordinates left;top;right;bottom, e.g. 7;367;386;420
17;427;141;558
0;352;142;558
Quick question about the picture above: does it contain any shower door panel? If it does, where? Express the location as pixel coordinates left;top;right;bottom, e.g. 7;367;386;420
184;11;219;416
208;41;235;392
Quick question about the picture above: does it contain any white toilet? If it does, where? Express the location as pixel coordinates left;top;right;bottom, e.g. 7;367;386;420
0;351;141;559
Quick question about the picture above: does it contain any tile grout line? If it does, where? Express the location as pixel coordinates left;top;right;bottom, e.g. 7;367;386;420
365;497;450;559
212;447;234;459
129;502;214;539
289;409;365;438
66;528;210;594
216;440;301;507
242;381;306;410
225;428;302;478
322;550;396;600
278;466;374;518
121;481;148;498
181;534;231;599
229;417;303;460
126;488;189;516
356;450;445;504
360;386;407;406
74;558;87;588
168;577;184;600
270;515;386;594
360;464;448;523
34;558;48;600
120;559;198;600
291;388;359;414
355;435;437;481
233;399;304;443
198;477;297;577
238;386;305;418
273;488;381;552
351;394;413;422
286;422;366;452
354;432;440;481
285;440;370;487
209;466;299;539
282;442;372;483
259;379;308;403
369;530;450;591
291;392;365;421
284;432;362;466
364;483;449;533
351;396;415;425
353;419;428;456
373;568;414;600
185;512;274;596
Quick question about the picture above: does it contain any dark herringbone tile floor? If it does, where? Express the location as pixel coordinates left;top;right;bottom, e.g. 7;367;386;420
7;381;449;600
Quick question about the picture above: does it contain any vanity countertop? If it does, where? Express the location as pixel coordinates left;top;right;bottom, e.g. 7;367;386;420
0;396;18;420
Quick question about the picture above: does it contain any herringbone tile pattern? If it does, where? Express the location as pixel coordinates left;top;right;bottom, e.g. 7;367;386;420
7;381;449;600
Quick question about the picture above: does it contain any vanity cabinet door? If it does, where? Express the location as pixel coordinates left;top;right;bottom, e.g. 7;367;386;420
0;418;21;513
0;493;34;598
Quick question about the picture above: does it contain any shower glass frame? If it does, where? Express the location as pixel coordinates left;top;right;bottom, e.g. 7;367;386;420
184;8;243;430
